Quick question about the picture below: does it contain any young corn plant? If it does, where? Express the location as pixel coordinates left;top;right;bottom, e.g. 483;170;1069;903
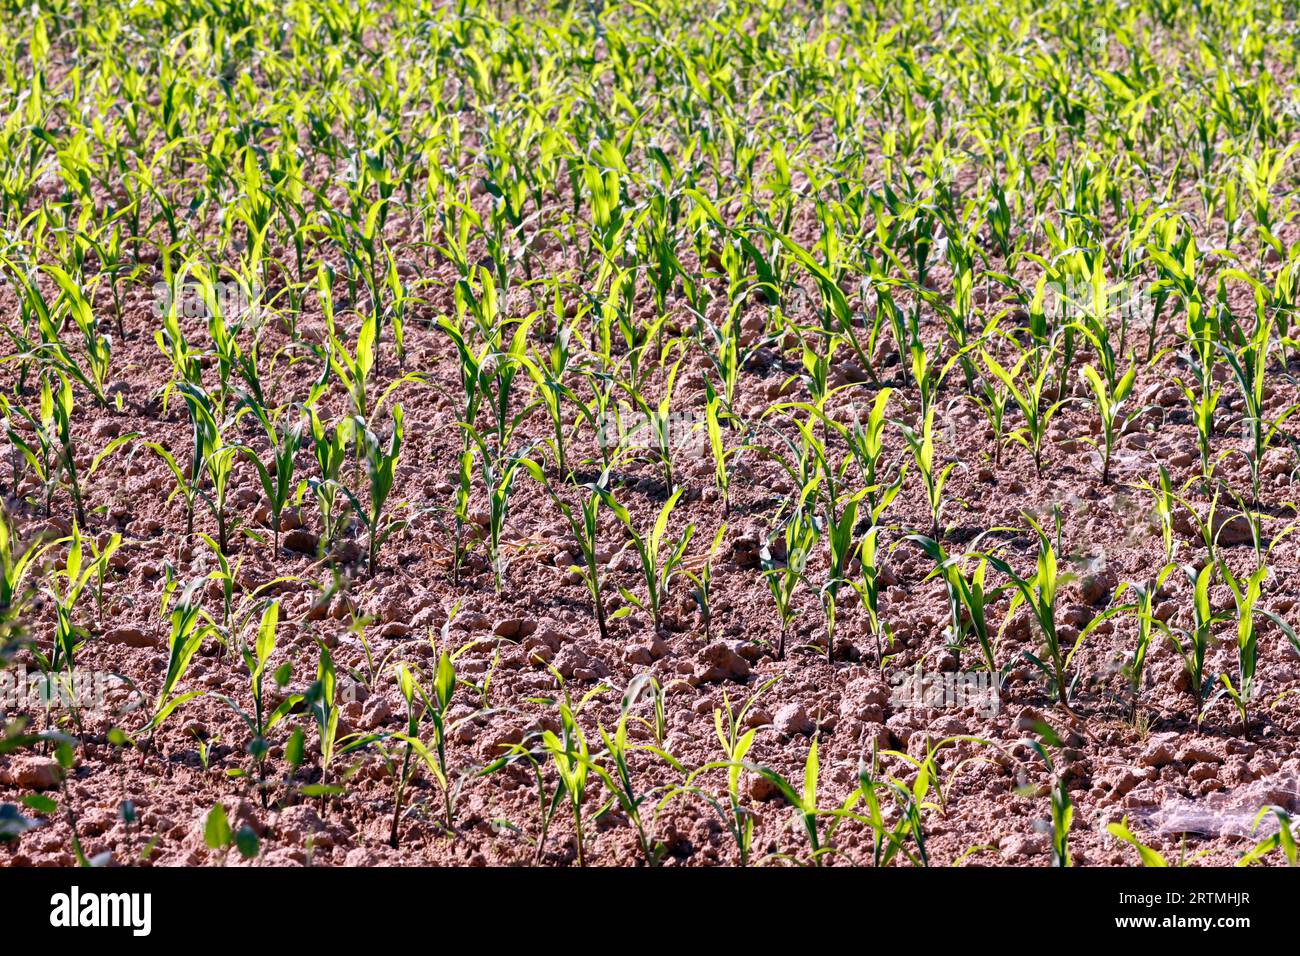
657;675;774;867
909;535;1004;680
1112;568;1175;723
438;312;492;456
318;272;380;421
352;404;405;576
212;601;300;807
0;510;50;632
1218;312;1298;505
1133;464;1179;566
967;362;1013;469
1079;361;1140;485
901;404;959;539
1214;561;1267;738
432;448;473;587
881;733;994;816
44;265;113;407
1174;371;1222;481
762;485;821;660
622;673;669;748
986;513;1078;709
4;386;60;517
821;491;863;663
1017;722;1074;868
843;749;931;868
379;663;423;847
145;578;212;740
778;390;900;522
1172;481;1229;570
307;409;354;552
617;357;685;491
585;707;682;867
198;534;297;655
982;346;1068;478
462;429;533;593
747;737;861;866
203;802;261;865
702;382;742;516
540;690;595;866
482;736;558;864
1238;807;1300;867
171;382;239;554
1105;817;1211;867
1168;562;1221;722
241;401;304;554
523;464;615;641
305;642;342;800
847;388;898;515
605;487;693;633
521;323;583;481
394;652;462;833
851;519;898;667
41;524;120;723
47;374;89;526
683;524;726;640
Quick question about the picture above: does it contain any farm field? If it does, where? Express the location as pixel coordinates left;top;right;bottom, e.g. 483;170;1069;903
2;0;1300;870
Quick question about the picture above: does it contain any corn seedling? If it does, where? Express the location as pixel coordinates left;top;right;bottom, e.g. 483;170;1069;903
666;677;779;867
1133;464;1180;566
463;429;533;592
821;491;863;663
1167;560;1219;724
523;464;615;641
909;535;1005;679
353;404;406;575
392;652;462;833
203;802;260;864
145;577;212;739
1079;360;1140;485
882;733;994;816
683;524;726;640
1113;567;1175;722
1238;807;1299;867
623;673;669;748
605;487;693;633
307;409;355;551
762;484;821;660
986;512;1077;708
1214;561;1267;738
747;737;861;866
40;524;119;725
1217;309;1300;506
982;346;1069;478
305;641;342;799
538;680;605;866
901;405;960;539
241;401;305;553
585;706;682;866
174;382;239;554
1017;722;1074;867
1106;817;1191;867
702;382;740;515
841;749;930;867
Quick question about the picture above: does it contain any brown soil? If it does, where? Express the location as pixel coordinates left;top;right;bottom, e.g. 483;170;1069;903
3;266;1300;867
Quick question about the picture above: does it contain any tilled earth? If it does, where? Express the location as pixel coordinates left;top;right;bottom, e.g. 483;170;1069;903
4;259;1300;867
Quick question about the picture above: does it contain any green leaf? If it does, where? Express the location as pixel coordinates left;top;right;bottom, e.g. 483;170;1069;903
21;794;57;814
204;803;231;850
